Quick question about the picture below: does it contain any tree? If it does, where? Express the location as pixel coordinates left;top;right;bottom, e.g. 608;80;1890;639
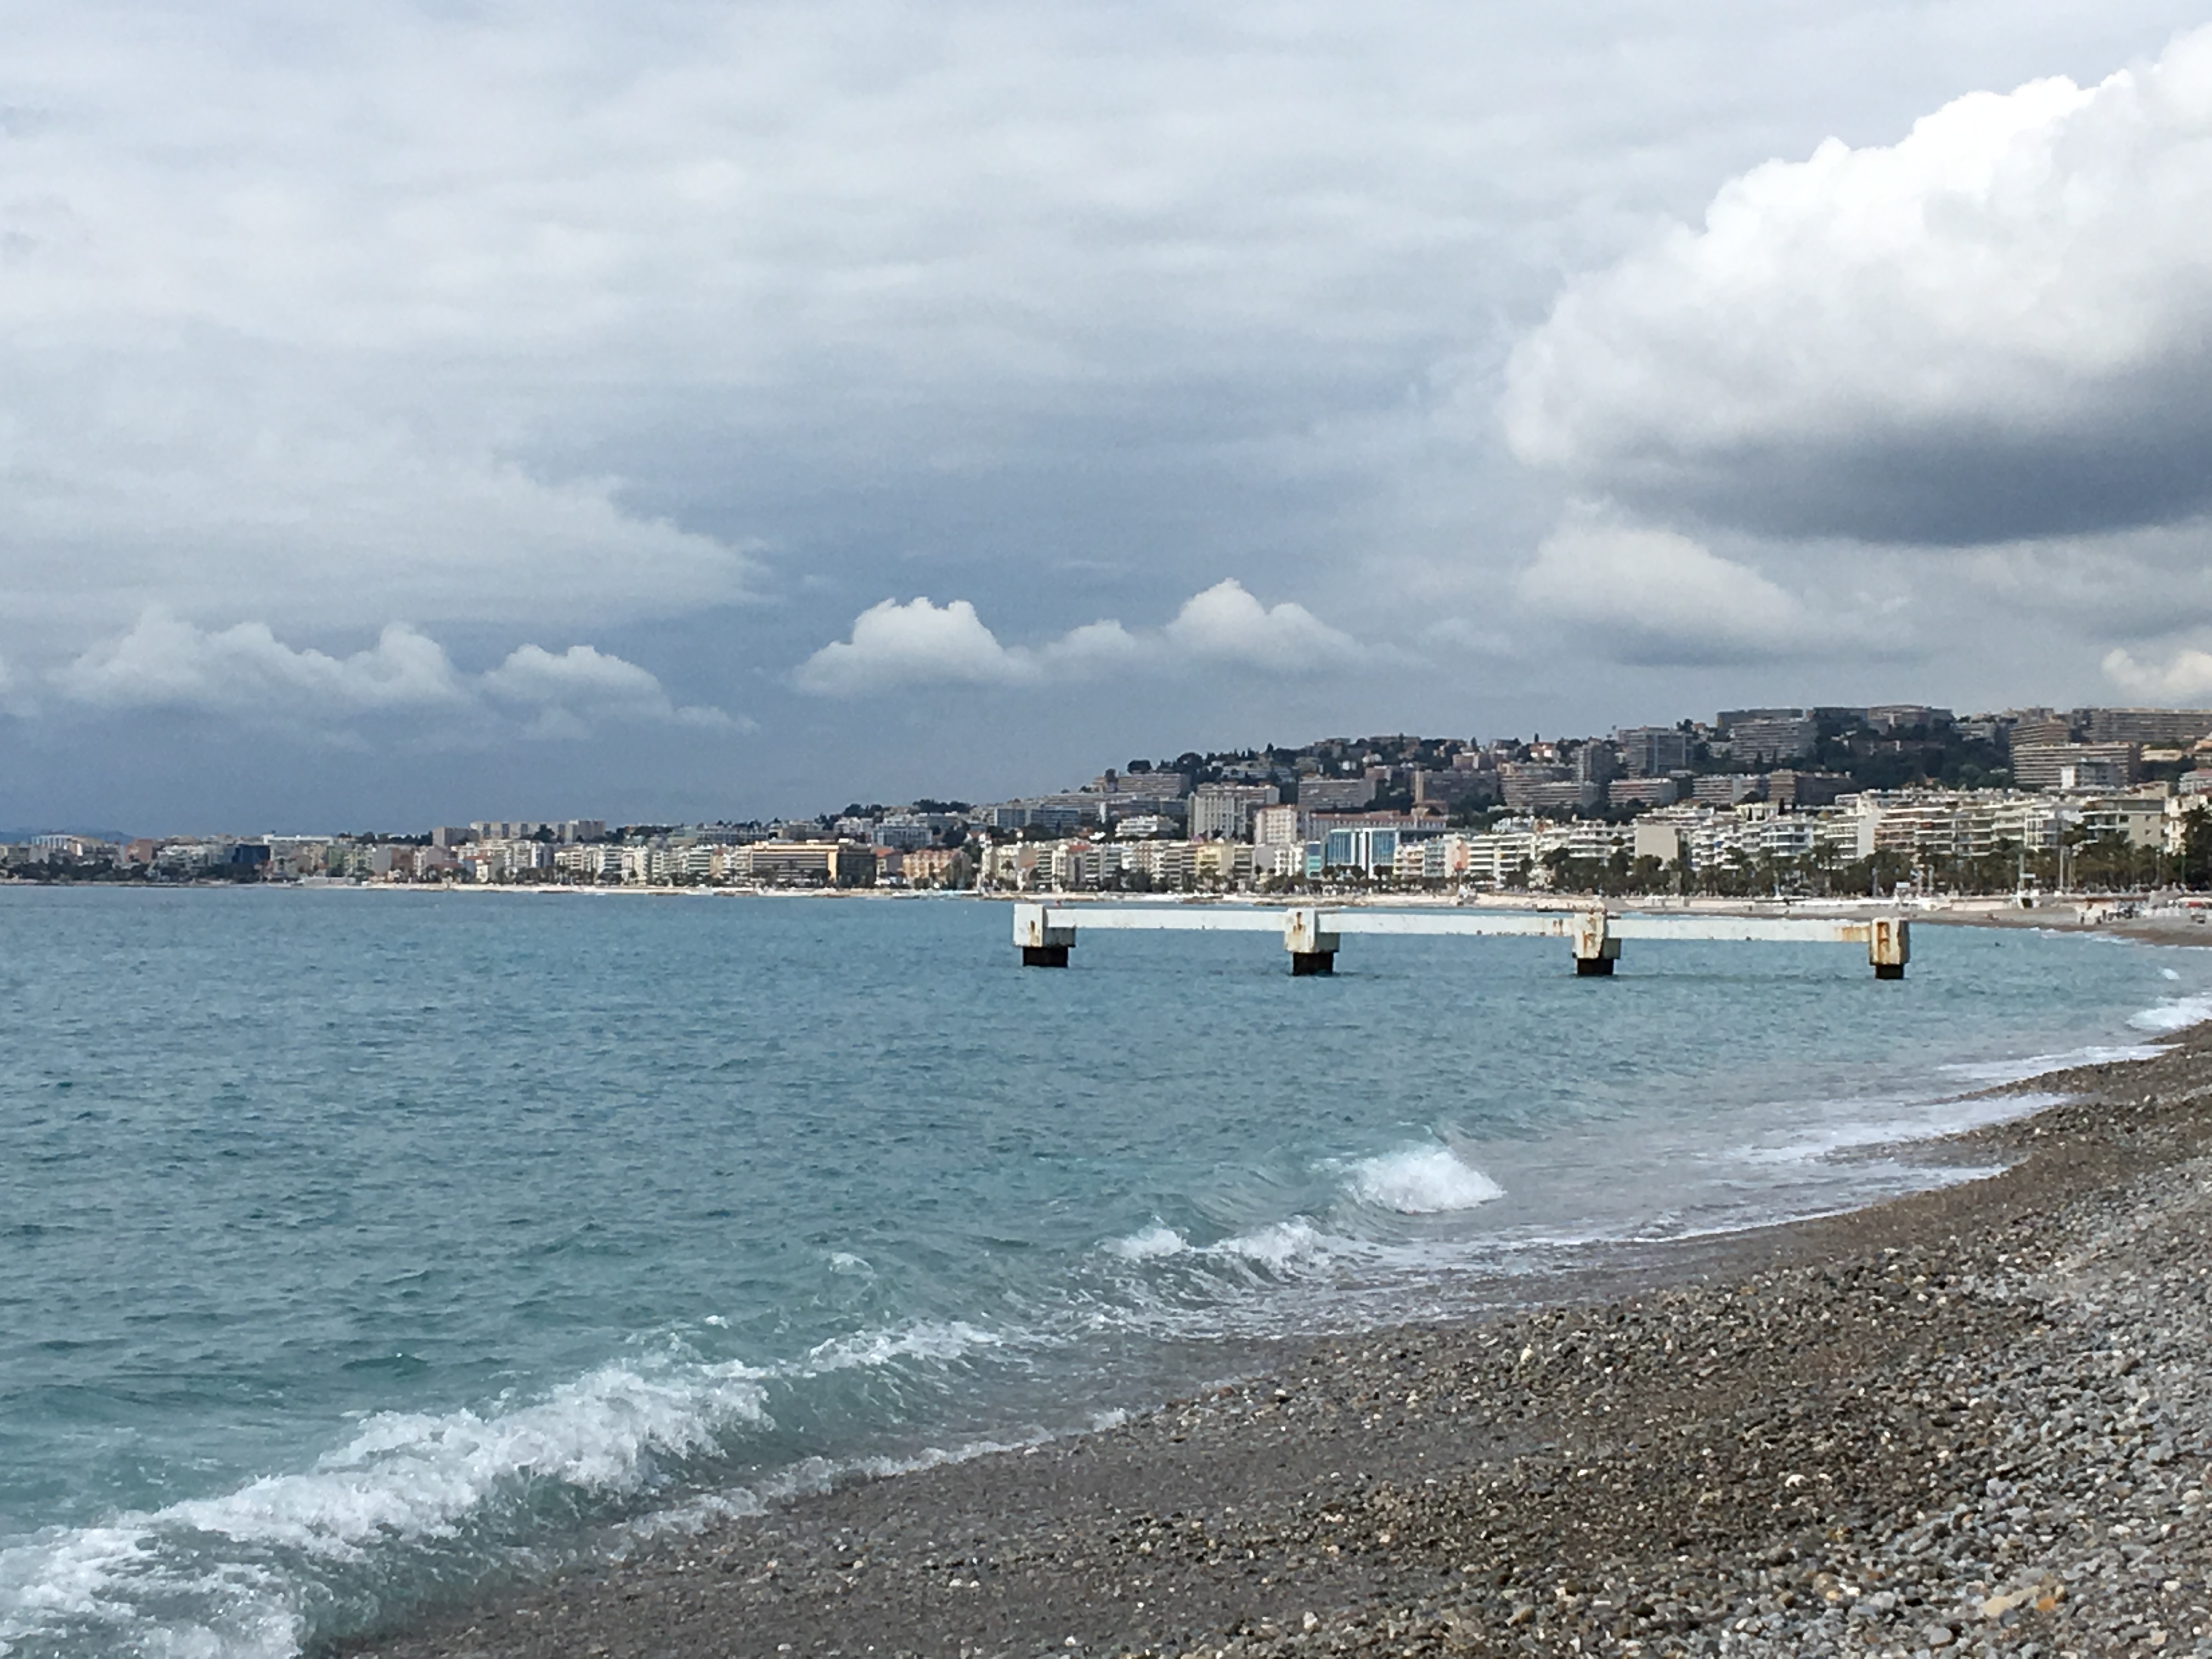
2181;807;2212;889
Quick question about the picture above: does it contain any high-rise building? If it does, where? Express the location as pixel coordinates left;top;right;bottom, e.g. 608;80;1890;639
2073;708;2212;747
1615;726;1691;776
1187;783;1279;840
1725;715;1819;764
1296;777;1376;811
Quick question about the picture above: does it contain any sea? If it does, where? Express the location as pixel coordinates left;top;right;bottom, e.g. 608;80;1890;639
1;887;2204;1658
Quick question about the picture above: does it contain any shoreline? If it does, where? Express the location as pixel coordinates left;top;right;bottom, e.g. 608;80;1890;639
330;1026;2212;1659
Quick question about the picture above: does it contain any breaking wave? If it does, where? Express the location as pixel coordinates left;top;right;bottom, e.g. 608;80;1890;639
2127;992;2212;1035
1343;1146;1504;1214
0;1358;771;1659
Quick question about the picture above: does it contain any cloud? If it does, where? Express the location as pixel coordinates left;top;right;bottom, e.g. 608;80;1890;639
39;612;731;737
795;580;1352;695
51;614;464;712
1503;26;2212;545
1161;580;1357;670
795;598;1040;695
483;644;733;730
2102;646;2212;701
1514;515;1803;665
0;398;759;644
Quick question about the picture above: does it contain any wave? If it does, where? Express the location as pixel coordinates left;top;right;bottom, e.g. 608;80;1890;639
1733;1090;2072;1166
795;1320;1001;1374
2128;992;2212;1035
1210;1217;1334;1269
1342;1146;1504;1214
1939;1043;2166;1086
1103;1223;1188;1260
0;1355;770;1659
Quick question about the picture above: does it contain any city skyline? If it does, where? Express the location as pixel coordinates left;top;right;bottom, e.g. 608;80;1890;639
10;699;2205;860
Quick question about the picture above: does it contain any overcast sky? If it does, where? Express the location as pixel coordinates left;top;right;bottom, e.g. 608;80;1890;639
7;0;2212;831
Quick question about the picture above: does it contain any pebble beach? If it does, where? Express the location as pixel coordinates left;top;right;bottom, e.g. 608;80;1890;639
331;1020;2212;1659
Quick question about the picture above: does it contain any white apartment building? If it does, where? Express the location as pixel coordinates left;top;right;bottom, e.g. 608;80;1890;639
1188;783;1279;841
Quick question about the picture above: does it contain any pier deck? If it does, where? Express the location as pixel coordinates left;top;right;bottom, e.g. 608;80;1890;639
1011;903;1910;978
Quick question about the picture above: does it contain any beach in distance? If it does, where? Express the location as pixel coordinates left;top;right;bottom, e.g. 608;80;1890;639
2;888;2209;1659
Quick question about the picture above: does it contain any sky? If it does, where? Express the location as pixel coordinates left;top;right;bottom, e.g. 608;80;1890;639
7;1;2212;830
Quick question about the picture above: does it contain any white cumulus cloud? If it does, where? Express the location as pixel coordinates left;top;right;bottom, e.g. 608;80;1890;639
795;580;1353;695
38;613;731;737
1503;26;2212;544
483;644;731;730
1160;580;1357;670
1514;516;1803;664
795;598;1042;695
51;614;465;712
2102;645;2212;701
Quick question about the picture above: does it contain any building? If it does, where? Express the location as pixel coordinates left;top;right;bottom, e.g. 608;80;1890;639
1114;815;1180;839
1615;726;1692;776
1498;763;1579;811
1192;841;1254;884
1865;706;1952;735
557;844;623;882
1087;768;1189;798
1766;770;1853;810
1187;783;1279;840
873;814;936;850
1609;777;1678;809
1572;743;1620;785
1122;839;1193;888
1507;779;1599;814
901;846;974;888
1296;777;1376;811
1319;825;1400;873
2073;708;2212;747
1411;768;1498;810
725;840;877;887
1691;774;1767;806
1723;712;1819;763
470;820;605;843
2079;793;2170;850
2011;742;2138;792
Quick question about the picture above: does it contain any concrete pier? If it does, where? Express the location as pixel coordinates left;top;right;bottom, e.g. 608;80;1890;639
1284;906;1339;975
1013;903;1077;967
1009;902;1912;978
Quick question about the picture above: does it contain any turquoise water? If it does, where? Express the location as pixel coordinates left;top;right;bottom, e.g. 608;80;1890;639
0;889;2202;1658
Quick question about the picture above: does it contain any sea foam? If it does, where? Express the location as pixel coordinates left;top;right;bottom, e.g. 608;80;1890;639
1344;1146;1504;1214
0;1358;770;1659
1104;1223;1189;1260
2128;992;2212;1035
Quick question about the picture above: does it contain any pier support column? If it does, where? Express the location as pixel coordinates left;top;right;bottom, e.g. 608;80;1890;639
1571;909;1620;977
1284;907;1340;976
1013;902;1076;968
1870;917;1910;980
